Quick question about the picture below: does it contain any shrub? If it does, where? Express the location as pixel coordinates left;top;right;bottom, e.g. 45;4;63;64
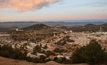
0;45;26;60
33;45;41;54
45;51;55;57
71;40;107;64
0;45;46;63
53;57;71;64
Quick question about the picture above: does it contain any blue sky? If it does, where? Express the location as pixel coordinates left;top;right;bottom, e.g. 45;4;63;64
0;0;107;22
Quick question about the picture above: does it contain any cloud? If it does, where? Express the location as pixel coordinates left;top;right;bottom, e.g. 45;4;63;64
70;2;107;8
0;0;61;11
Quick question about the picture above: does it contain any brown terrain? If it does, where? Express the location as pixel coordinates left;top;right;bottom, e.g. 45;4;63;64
70;23;107;32
1;56;107;65
0;56;89;65
1;23;107;65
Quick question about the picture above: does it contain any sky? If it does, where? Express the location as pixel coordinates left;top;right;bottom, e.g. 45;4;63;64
0;0;107;22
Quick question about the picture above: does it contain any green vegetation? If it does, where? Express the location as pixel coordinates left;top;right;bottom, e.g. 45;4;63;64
22;24;50;30
33;45;42;53
70;23;107;32
55;36;68;46
0;44;47;63
1;39;107;64
0;45;26;60
45;51;55;57
54;48;66;53
56;36;74;46
54;57;71;64
10;24;54;43
71;40;107;64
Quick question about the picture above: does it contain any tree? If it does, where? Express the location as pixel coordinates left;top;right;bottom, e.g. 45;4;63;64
71;40;107;64
33;45;41;54
45;51;55;57
55;37;67;46
0;45;26;60
39;55;46;62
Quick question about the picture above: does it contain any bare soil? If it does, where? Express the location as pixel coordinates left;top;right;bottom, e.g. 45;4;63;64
0;56;89;65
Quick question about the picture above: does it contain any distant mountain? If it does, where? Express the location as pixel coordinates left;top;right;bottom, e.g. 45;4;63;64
0;20;107;27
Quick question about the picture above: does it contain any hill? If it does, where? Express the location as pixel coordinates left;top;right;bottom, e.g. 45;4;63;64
22;24;51;31
2;56;106;65
0;56;71;65
70;23;107;32
10;24;64;42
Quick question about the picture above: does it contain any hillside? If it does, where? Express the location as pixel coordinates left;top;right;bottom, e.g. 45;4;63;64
22;24;51;31
0;56;68;65
0;56;90;65
1;56;107;65
10;24;65;42
70;23;107;32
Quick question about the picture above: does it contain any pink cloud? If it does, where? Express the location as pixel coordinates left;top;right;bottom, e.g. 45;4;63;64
0;0;60;11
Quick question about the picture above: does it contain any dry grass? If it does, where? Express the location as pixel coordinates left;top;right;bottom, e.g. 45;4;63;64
3;56;107;65
0;56;89;65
